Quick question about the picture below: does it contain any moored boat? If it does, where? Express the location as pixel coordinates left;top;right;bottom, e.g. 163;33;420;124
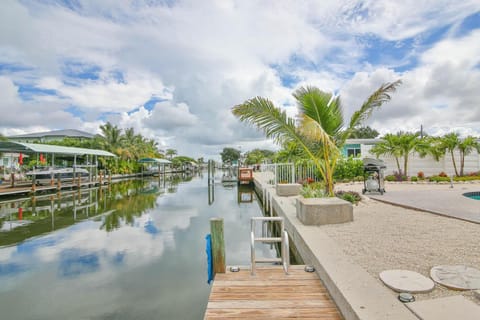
26;167;89;185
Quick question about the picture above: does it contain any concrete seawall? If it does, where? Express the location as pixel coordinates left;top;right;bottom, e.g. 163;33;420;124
253;172;418;320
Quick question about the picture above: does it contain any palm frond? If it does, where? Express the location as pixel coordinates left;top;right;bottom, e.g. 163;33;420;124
345;79;402;141
232;97;297;144
232;96;328;182
293;86;344;138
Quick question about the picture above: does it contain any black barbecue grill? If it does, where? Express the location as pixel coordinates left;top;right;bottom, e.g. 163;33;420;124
362;158;386;195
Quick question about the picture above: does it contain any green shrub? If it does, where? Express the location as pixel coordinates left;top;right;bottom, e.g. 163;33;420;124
410;176;418;182
428;175;450;182
453;175;480;181
334;157;364;181
385;175;396;182
336;190;361;205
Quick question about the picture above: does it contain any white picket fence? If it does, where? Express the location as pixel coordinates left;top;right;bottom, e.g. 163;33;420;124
260;163;319;185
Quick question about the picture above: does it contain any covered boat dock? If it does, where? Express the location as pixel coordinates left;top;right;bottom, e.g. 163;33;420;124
138;157;172;176
0;141;116;196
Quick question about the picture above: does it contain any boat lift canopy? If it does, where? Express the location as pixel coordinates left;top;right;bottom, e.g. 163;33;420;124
138;158;171;164
0;141;116;157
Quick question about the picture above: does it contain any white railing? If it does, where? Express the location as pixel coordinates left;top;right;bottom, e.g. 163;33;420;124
260;163;319;185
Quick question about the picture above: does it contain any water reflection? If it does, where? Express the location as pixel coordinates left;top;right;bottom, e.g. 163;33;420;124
0;172;274;320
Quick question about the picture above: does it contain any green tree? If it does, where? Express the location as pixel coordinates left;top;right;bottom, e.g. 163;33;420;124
0;133;7;159
395;132;429;176
233;80;401;196
458;136;480;176
166;148;177;159
220;147;241;164
372;132;427;176
244;149;274;165
274;141;303;163
348;126;380;139
439;133;461;176
370;133;403;173
99;122;122;152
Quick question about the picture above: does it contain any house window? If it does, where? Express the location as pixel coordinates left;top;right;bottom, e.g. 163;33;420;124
344;144;361;157
347;148;361;157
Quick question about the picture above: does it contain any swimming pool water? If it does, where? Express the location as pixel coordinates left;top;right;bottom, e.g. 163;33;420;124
463;192;480;200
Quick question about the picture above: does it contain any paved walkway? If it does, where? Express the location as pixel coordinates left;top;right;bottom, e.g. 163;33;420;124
337;182;480;224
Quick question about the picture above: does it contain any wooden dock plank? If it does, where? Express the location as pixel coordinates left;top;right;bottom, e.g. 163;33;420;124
204;266;343;319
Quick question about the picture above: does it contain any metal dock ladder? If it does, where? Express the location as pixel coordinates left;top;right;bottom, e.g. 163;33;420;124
250;216;289;275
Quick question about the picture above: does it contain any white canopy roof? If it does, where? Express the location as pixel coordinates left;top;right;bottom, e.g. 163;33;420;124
0;141;116;157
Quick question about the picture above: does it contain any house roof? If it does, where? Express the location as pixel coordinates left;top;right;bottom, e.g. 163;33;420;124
8;129;95;139
0;141;116;157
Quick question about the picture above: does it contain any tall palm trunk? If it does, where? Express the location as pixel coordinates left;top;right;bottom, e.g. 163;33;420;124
450;151;459;176
403;157;408;176
394;157;401;174
460;152;465;176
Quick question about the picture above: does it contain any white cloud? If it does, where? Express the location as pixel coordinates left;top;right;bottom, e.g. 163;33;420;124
147;101;198;130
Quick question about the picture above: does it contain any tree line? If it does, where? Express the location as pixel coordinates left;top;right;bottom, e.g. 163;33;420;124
370;131;480;177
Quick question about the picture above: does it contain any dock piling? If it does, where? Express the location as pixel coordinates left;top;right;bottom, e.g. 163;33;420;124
210;218;226;275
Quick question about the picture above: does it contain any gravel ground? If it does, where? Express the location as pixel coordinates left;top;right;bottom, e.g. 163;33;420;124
321;195;480;304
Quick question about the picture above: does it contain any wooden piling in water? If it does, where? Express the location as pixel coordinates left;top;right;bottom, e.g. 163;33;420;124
210;218;226;274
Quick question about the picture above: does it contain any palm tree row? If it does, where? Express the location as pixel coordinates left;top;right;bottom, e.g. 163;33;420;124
98;123;160;161
371;131;480;177
232;80;402;196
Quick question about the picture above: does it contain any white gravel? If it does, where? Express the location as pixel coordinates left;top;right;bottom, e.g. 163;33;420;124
321;194;480;304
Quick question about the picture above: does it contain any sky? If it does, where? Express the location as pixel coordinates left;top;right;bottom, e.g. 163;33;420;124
0;0;479;159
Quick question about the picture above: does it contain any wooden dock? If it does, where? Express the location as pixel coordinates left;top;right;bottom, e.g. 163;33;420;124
0;180;108;198
204;265;343;320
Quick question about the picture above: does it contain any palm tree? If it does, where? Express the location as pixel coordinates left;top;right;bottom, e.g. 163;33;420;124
372;132;430;176
166;149;177;160
99;122;123;152
396;132;429;176
370;133;402;173
458;136;480;176
274;141;304;163
232;80;401;196
439;133;461;176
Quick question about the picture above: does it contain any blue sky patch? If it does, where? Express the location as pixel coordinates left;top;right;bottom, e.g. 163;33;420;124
18;84;58;100
98;111;121;121
109;69;126;84
453;12;480;37
0;63;32;74
143;96;168;111
65;105;85;119
358;35;419;72
62;60;101;81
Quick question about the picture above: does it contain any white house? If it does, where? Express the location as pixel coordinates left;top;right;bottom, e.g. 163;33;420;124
344;139;480;177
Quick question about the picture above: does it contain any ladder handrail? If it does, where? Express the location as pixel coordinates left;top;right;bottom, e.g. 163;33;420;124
282;230;290;274
250;216;289;275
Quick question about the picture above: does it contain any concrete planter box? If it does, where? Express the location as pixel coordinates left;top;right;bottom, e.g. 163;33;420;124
296;197;353;225
276;183;302;196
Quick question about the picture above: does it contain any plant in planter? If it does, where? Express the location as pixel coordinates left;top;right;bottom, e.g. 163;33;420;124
233;80;401;225
232;80;402;197
300;182;326;198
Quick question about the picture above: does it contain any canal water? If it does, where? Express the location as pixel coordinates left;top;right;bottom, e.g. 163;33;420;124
0;172;275;320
